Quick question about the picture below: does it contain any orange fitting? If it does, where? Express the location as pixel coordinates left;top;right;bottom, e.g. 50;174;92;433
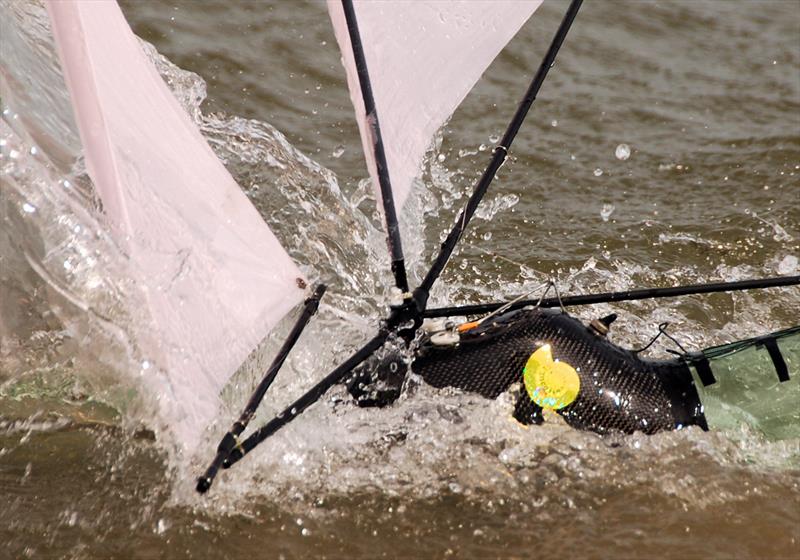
457;321;481;333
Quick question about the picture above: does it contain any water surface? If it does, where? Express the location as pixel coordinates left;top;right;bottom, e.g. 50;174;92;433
1;1;799;558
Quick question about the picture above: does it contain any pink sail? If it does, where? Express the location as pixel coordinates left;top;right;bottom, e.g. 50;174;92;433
46;1;306;450
327;0;542;212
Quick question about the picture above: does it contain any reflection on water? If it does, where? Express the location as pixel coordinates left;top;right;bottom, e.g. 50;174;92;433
1;0;799;558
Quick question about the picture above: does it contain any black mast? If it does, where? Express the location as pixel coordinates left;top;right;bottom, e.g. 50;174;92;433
196;1;800;494
414;0;584;311
221;331;390;470
197;0;586;490
423;276;800;318
341;0;409;293
196;285;326;494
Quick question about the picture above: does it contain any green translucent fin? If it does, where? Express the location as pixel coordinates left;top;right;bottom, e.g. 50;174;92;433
687;327;800;440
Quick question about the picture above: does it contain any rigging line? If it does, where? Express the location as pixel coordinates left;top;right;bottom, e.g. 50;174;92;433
414;0;583;309
220;331;390;471
632;322;689;355
196;285;326;494
532;279;565;311
481;281;550;322
341;0;409;293
533;280;555;308
422;275;800;319
457;281;549;333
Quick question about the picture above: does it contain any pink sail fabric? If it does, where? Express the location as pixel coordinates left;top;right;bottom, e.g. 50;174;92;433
327;0;542;212
47;1;306;450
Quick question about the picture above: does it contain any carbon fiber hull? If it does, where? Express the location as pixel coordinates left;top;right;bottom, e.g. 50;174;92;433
349;308;708;435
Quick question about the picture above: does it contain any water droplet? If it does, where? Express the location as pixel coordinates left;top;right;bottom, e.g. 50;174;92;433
488;133;500;144
331;145;345;158
600;203;615;222
482;232;492;241
29;146;38;156
437;153;446;162
478;143;487;152
551;119;558;127
301;528;311;537
22;202;36;213
615;143;631;160
593;168;603;177
141;360;151;370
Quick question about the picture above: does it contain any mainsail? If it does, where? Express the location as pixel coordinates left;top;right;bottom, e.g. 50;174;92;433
44;1;306;449
327;0;542;212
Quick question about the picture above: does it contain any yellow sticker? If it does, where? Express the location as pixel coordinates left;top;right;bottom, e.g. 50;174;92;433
523;344;580;410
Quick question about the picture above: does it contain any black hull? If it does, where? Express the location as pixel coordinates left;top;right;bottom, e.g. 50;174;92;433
350;308;708;435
